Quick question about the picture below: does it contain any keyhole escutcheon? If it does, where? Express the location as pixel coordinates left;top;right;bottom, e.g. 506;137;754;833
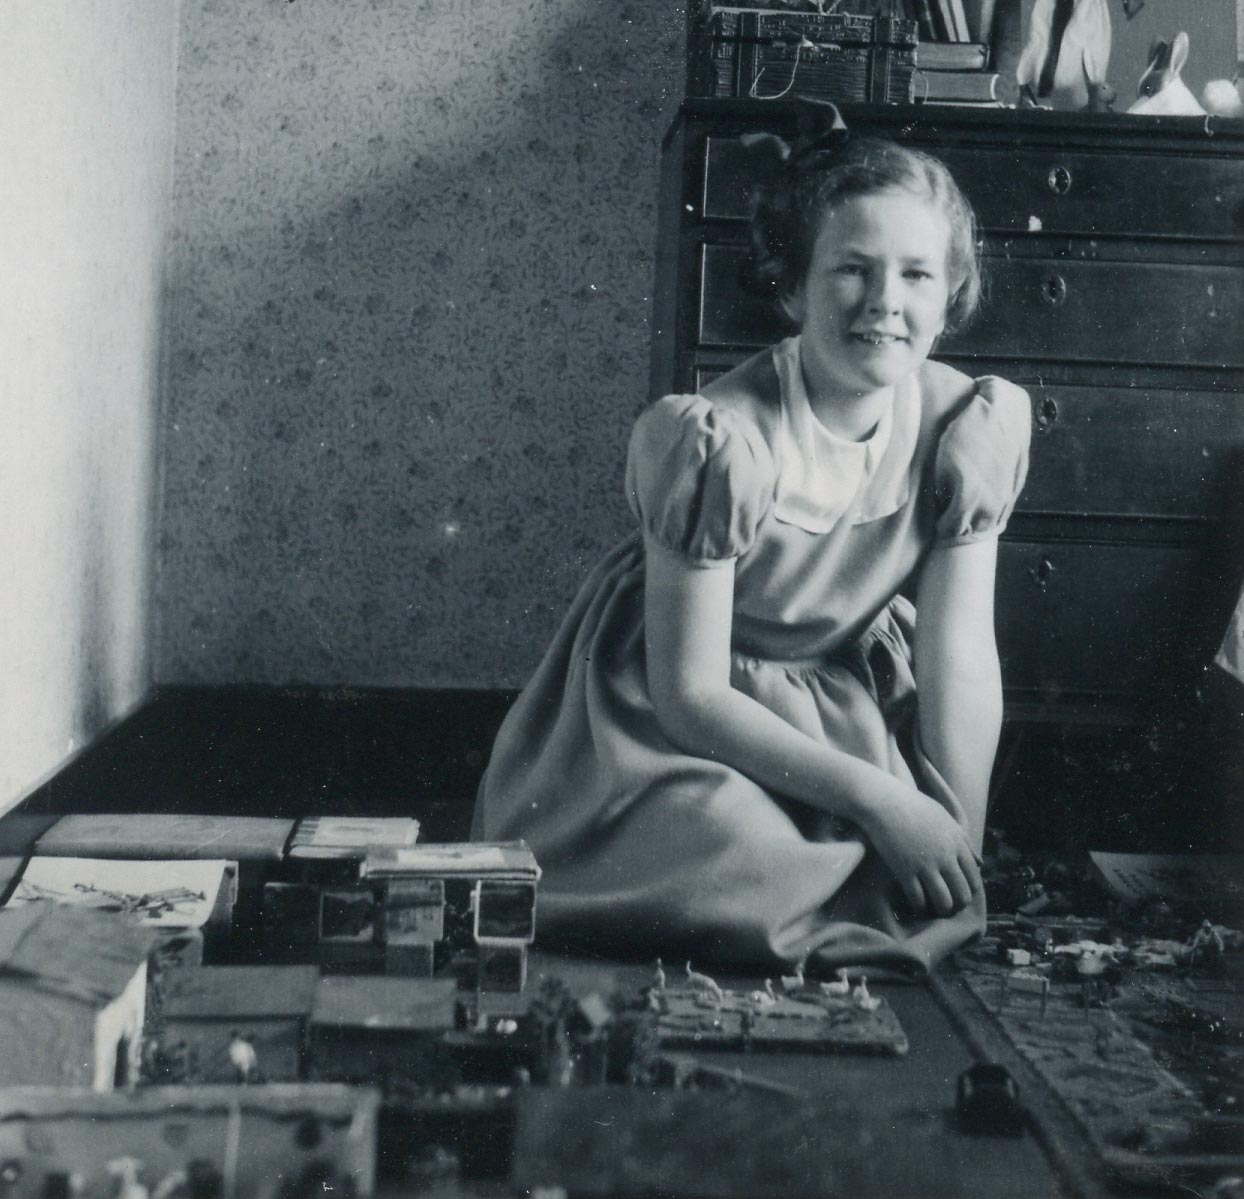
1041;273;1068;306
1047;165;1073;196
1035;395;1059;432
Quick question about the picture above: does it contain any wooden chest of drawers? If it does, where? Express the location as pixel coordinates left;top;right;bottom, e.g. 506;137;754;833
651;101;1244;842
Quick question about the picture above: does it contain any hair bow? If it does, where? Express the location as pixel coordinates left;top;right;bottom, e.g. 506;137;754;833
789;97;850;167
738;98;850;175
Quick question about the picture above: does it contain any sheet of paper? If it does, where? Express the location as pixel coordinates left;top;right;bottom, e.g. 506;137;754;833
1088;851;1244;905
7;856;230;928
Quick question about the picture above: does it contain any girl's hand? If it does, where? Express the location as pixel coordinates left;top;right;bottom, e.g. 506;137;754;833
861;784;982;917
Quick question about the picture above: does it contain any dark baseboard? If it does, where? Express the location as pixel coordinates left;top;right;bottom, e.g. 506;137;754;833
5;685;519;846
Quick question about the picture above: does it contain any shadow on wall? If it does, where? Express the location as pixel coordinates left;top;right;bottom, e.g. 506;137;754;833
160;0;685;689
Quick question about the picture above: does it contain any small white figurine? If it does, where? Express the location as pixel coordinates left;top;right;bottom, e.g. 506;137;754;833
1202;76;1244;117
152;1172;189;1199
748;979;778;1007
1189;919;1226;971
1016;0;1112;110
1128;32;1206;115
852;976;881;1013
780;958;807;993
105;1157;149;1199
227;1031;259;1083
820;967;850;997
684;961;725;1006
652;957;667;992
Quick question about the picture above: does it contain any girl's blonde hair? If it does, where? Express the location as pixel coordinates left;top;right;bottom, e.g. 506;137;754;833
748;134;982;335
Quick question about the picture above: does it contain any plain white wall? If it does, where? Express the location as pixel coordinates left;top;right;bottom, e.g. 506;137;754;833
0;2;180;814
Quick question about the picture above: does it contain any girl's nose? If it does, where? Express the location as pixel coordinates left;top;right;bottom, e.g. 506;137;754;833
865;270;900;314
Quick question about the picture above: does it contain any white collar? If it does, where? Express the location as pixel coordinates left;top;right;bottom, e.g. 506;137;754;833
771;336;910;533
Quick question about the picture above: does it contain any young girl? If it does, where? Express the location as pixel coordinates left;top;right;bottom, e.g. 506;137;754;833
472;101;1031;976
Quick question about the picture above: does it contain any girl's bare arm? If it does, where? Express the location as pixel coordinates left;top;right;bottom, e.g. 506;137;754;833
913;536;1004;853
644;535;980;915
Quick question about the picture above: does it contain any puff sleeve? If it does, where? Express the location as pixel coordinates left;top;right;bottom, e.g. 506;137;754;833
933;376;1032;546
625;394;775;564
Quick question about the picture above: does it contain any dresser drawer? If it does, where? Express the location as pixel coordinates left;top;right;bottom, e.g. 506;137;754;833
699;244;1244;369
702;135;1244;241
950;257;1244;368
996;540;1212;701
698;244;789;348
1021;384;1244;520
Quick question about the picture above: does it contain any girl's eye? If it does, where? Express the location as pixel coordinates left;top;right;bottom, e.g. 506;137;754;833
835;264;866;276
904;268;934;281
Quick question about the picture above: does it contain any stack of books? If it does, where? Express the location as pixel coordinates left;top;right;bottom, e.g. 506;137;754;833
905;0;1005;106
913;38;1002;106
909;0;1001;43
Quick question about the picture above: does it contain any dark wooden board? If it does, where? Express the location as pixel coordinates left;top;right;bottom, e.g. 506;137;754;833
513;1087;976;1199
655;984;908;1055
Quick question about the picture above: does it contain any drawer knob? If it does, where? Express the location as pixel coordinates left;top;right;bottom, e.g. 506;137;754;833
1047;165;1073;196
1028;556;1056;589
1035;395;1059;431
1040;273;1068;306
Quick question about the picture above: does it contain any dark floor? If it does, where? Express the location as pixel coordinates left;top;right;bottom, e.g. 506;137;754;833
3;685;1238;1198
7;682;1241;855
11;686;517;836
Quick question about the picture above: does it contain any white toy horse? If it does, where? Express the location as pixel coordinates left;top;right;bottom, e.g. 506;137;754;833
1128;31;1206;115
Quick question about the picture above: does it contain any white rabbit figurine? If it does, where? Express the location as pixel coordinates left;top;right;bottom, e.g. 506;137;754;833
1016;0;1112;110
1128;31;1206;115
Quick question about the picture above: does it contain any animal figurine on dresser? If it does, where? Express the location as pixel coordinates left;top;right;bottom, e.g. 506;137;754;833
1202;74;1244;117
1128;32;1206;115
1016;0;1112;110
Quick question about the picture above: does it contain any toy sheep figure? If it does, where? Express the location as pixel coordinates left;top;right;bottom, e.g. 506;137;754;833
1128;32;1206;115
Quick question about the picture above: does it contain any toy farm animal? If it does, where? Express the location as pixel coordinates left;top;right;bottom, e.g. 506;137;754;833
684;961;725;1006
1016;0;1112;110
1128;32;1206;115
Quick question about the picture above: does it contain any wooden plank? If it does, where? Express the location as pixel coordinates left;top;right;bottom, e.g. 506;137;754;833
513;1088;971;1198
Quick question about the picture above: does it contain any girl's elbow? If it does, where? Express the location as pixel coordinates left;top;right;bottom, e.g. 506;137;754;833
649;683;725;757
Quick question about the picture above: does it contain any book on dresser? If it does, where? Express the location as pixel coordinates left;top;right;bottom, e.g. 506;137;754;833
920;0;969;40
906;0;942;41
913;67;1002;101
960;0;997;42
910;0;990;42
915;40;988;69
944;0;970;40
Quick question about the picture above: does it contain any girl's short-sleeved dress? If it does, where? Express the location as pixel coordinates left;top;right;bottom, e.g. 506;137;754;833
473;336;1031;975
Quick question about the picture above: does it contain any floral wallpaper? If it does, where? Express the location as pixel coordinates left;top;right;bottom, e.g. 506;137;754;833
159;0;685;687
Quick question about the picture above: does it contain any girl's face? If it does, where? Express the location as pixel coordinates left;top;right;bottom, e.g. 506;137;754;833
784;189;952;405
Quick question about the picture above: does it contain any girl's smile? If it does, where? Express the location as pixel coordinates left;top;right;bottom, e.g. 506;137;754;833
783;190;952;435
